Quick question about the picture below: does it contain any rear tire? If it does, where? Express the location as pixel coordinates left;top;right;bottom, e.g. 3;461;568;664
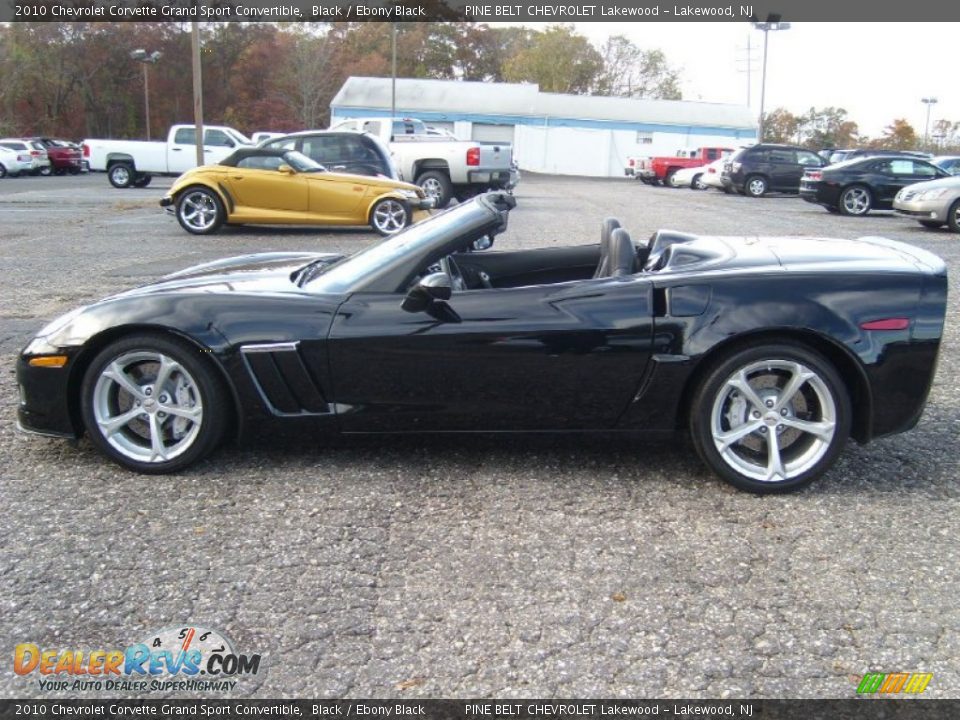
39;165;52;176
415;170;452;209
108;162;135;188
689;342;851;494
838;185;872;216
745;175;768;198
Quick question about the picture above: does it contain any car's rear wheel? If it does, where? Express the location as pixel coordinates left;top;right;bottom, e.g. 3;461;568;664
81;333;229;474
745;175;768;197
416;170;453;209
948;199;960;233
176;187;225;235
39;165;52;176
690;342;851;493
370;197;411;235
839;185;872;216
108;162;135;188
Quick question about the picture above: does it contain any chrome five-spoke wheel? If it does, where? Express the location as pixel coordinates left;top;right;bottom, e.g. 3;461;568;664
176;188;224;235
840;186;871;216
82;334;228;473
691;344;850;493
370;198;410;235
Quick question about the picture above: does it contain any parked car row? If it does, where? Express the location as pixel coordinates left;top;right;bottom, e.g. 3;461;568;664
0;137;84;178
649;141;960;233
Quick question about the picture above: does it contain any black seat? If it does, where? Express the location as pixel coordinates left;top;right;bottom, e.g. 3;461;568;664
593;217;621;278
607;228;638;277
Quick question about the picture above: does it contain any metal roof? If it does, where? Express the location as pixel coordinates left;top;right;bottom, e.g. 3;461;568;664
332;77;756;131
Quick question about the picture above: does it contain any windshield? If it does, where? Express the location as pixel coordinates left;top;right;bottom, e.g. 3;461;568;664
305;204;481;294
226;128;253;146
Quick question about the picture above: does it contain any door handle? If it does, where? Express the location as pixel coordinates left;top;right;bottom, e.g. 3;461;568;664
171;148;182;152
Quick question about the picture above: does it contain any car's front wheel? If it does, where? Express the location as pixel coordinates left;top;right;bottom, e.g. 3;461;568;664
745;175;768;198
176;187;225;235
132;174;152;188
81;333;230;474
108;162;135;188
690;342;851;493
948;199;960;233
369;197;411;235
839;185;872;216
692;174;707;190
0;164;6;179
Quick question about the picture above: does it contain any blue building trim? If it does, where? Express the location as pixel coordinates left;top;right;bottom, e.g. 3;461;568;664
331;105;757;140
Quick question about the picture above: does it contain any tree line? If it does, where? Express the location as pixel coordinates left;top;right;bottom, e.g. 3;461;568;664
762;106;960;153
0;22;682;140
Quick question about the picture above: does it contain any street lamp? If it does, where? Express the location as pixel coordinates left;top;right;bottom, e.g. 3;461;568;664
130;49;162;140
921;97;938;149
752;15;791;142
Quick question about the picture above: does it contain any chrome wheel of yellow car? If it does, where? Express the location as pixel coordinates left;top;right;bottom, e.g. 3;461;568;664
176;187;225;235
370;198;410;236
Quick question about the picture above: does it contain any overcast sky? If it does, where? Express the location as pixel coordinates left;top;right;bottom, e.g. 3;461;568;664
495;22;956;140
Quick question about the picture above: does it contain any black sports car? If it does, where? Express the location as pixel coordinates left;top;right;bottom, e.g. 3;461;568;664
800;156;949;216
16;194;947;493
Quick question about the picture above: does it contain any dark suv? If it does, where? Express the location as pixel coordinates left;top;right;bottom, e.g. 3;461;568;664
721;144;826;197
261;130;398;180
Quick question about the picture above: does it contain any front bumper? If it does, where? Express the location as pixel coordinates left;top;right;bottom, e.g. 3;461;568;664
16;352;80;438
894;199;950;223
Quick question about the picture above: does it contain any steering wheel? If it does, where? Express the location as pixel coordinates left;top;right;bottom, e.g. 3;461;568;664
440;255;467;292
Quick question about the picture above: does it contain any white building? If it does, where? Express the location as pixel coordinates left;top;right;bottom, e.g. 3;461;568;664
330;77;757;178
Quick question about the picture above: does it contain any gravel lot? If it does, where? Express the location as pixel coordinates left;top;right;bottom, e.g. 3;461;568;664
1;172;958;699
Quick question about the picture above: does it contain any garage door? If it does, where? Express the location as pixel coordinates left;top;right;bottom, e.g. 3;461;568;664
472;123;515;144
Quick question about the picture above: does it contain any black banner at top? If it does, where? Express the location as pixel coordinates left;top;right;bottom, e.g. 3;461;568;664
3;0;960;23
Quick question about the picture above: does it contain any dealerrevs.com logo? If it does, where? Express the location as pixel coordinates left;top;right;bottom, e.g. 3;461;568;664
14;626;263;692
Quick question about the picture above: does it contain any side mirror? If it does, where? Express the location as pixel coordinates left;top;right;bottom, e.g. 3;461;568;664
278;164;295;175
401;272;452;313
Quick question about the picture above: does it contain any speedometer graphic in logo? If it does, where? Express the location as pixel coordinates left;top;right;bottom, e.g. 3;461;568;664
130;625;261;677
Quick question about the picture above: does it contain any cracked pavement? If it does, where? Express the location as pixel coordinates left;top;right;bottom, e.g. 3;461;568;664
1;173;958;698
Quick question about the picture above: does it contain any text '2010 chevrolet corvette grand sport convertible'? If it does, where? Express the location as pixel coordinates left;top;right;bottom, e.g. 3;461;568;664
17;193;947;493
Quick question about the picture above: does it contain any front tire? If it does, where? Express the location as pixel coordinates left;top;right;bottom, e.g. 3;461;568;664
839;185;872;216
108;162;135;188
0;164;6;179
664;169;678;188
745;175;768;198
947;199;960;233
132;173;152;188
369;197;411;235
689;342;851;494
692;174;707;190
415;170;453;209
175;186;225;235
80;333;229;474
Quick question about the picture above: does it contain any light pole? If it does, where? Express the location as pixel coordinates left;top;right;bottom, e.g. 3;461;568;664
752;16;790;142
921;97;938;149
130;49;162;140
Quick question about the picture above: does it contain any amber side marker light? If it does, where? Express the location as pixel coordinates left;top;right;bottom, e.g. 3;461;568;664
860;318;910;331
28;355;68;368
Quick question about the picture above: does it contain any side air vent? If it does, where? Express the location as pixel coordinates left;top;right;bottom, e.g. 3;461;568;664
240;342;330;416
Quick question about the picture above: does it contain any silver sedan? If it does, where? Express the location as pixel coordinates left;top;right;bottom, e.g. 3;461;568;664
894;176;960;232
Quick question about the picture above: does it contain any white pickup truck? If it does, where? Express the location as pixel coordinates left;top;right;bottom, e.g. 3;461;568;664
83;124;252;188
330;117;514;208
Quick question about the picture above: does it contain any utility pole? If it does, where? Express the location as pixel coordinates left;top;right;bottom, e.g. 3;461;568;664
191;22;204;167
735;35;758;108
921;97;938;150
391;23;398;123
752;17;791;143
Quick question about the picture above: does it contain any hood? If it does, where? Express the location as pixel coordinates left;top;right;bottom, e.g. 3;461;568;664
111;252;343;299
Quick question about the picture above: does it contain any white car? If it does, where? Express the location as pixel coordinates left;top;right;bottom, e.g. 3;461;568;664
669;157;728;190
0;145;33;178
0;139;51;176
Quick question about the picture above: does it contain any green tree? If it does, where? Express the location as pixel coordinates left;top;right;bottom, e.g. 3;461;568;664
502;25;602;94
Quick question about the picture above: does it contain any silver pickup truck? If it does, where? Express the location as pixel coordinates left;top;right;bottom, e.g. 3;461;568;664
331;117;515;208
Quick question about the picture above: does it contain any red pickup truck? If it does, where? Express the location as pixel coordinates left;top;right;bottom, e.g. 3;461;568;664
629;147;732;186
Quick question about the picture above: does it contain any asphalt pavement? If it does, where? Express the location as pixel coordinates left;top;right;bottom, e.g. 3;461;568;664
1;172;957;698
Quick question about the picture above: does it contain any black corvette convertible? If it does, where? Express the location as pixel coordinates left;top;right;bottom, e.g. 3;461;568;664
17;193;947;493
